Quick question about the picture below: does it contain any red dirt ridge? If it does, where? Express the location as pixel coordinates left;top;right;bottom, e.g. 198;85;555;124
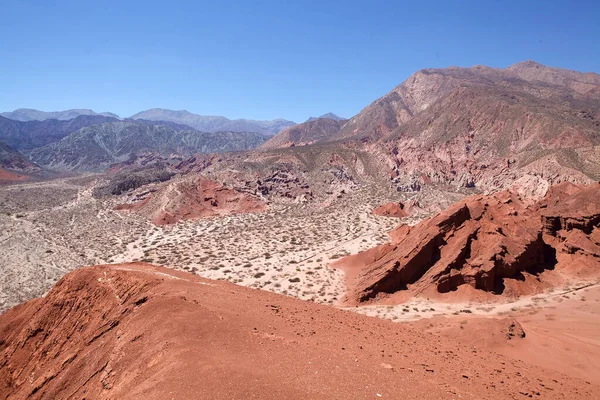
1;263;598;399
334;183;600;304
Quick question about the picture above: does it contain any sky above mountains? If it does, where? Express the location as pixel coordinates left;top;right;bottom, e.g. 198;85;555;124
1;0;599;122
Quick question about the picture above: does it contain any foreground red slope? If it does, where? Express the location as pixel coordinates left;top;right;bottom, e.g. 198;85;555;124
1;263;598;399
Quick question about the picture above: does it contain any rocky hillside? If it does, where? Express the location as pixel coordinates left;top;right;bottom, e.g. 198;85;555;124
322;61;600;190
0;142;40;172
1;262;596;399
334;182;600;304
0;108;119;122
130;108;295;135
260;117;347;149
29;121;269;171
115;176;267;225
306;112;345;122
0;114;118;151
335;61;600;142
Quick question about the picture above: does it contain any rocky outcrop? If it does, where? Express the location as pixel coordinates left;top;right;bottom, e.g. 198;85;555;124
336;183;600;304
115;176;267;225
372;202;408;218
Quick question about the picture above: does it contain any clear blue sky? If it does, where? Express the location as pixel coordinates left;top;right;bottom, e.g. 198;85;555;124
1;0;599;122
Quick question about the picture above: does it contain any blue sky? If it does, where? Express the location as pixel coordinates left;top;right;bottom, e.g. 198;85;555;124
1;0;599;122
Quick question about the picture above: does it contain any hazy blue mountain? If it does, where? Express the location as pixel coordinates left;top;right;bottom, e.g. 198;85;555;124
29;120;269;171
0;115;119;151
130;108;295;135
0;108;120;122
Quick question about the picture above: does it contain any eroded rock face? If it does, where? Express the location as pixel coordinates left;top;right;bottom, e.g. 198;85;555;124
337;183;600;303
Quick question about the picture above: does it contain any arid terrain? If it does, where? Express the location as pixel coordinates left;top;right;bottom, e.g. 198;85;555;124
1;61;600;398
2;263;600;399
0;171;464;311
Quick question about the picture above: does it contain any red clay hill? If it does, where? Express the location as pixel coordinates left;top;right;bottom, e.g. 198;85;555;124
1;262;598;399
115;176;266;225
334;182;600;304
372;202;409;218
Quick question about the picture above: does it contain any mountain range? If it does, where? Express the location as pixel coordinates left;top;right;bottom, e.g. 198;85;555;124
1;61;599;184
0;108;119;122
1;108;297;136
261;61;600;190
130;109;295;135
29;121;269;171
0;114;118;151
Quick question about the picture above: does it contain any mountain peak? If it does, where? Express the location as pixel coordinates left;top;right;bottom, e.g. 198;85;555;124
306;113;345;122
509;60;544;69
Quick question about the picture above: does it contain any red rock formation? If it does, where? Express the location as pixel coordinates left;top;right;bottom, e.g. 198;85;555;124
115;176;266;225
372;202;408;218
1;262;598;399
335;183;600;304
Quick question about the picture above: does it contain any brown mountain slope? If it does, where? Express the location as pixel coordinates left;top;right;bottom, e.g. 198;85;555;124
508;60;600;95
319;61;600;190
260;117;347;149
1;262;598;399
379;83;600;189
334;61;600;142
334;182;600;305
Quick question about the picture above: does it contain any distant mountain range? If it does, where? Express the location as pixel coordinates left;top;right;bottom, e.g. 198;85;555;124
0;108;119;122
306;113;344;122
3;60;598;183
1;108;298;136
129;109;295;135
0;115;119;151
29;121;269;171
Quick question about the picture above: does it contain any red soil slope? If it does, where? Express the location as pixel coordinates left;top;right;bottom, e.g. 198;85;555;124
0;168;26;182
411;283;600;386
115;176;266;225
334;183;600;305
1;263;598;399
